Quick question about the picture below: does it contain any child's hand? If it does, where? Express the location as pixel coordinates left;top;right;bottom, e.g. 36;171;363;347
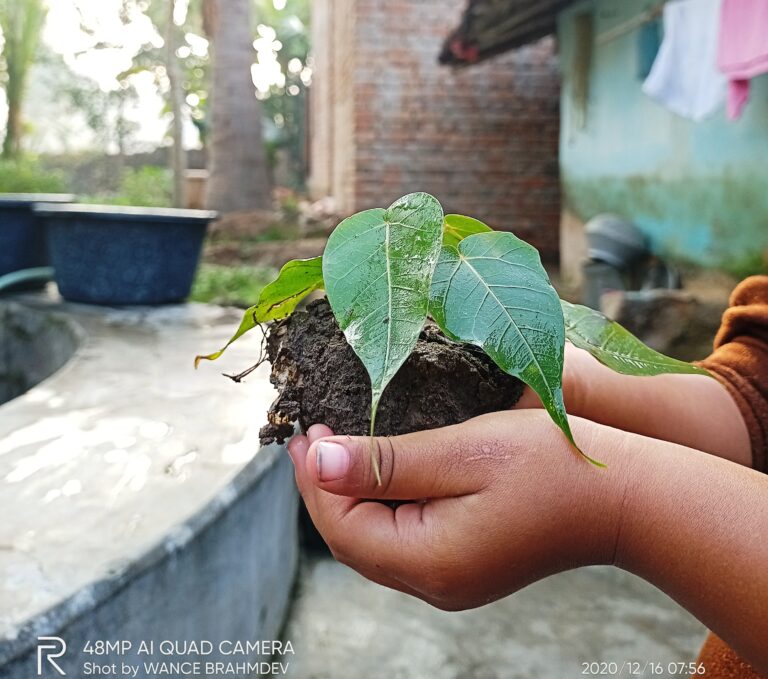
516;342;751;466
287;414;768;673
286;411;629;610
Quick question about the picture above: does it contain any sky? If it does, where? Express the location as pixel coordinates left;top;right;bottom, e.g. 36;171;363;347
2;0;288;154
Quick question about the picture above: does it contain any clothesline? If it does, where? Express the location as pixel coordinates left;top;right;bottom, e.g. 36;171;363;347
641;0;768;121
596;1;667;45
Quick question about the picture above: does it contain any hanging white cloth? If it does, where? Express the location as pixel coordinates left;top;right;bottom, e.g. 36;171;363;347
642;0;727;122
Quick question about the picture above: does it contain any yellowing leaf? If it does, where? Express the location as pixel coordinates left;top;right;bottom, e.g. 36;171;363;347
195;257;323;367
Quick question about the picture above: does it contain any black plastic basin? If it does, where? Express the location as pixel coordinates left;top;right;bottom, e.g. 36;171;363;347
35;204;217;305
0;194;75;287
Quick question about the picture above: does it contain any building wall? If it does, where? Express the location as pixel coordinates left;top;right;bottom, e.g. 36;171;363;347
310;0;562;260
307;0;332;199
558;0;768;277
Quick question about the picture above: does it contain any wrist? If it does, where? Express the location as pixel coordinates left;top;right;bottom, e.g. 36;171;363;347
567;418;635;568
514;414;632;572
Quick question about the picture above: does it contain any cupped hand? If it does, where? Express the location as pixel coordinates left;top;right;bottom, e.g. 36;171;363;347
286;410;630;611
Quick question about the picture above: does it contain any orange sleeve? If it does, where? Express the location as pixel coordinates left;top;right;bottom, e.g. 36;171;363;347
695;276;768;678
696;633;765;679
697;276;768;474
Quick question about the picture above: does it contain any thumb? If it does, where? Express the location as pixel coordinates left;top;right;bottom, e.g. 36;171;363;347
305;424;488;500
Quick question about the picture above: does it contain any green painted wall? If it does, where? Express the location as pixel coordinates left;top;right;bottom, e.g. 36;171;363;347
558;0;768;270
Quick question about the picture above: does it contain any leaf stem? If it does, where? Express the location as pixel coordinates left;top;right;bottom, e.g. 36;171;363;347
370;393;383;486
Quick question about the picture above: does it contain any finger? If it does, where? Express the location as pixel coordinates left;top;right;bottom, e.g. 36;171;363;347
293;430;359;530
307;423;334;443
306;421;492;500
306;487;437;590
286;434;308;481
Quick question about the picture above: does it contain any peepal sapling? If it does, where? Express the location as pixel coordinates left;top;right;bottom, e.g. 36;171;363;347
197;192;708;477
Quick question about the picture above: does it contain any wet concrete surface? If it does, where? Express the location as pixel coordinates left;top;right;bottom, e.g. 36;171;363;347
0;292;299;676
281;556;707;679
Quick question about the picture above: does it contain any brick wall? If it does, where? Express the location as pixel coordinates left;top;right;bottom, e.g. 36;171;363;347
310;0;561;260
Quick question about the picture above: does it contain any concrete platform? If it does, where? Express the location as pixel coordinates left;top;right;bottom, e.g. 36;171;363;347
282;557;708;679
0;292;299;677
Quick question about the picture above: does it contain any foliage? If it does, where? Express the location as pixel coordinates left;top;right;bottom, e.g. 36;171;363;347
561;300;708;376
430;231;594;463
323;194;444;476
254;0;311;187
442;213;491;248
83;166;173;208
195;257;321;366
198;193;711;472
3;0;309;188
0;157;65;193
57;72;141;155
190;263;278;308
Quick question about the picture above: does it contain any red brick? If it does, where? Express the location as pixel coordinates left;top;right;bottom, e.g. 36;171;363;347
309;0;561;260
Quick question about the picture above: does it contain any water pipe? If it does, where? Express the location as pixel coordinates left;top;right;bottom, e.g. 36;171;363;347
0;267;54;293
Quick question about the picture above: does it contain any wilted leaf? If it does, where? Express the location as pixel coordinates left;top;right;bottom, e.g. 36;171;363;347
443;214;492;248
561;300;710;377
256;257;325;323
195;257;324;367
430;232;602;465
323;192;444;475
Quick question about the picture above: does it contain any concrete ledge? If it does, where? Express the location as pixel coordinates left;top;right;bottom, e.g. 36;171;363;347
0;292;298;677
0;302;81;405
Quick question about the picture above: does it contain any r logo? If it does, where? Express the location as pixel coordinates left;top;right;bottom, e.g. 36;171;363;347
37;637;66;676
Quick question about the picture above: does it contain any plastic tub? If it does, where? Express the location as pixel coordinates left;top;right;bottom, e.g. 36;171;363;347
35;204;216;305
0;194;75;287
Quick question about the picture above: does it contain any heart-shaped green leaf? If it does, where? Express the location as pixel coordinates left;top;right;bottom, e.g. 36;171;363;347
443;214;492;248
430;231;601;465
561;300;710;377
195;256;324;367
323;193;444;448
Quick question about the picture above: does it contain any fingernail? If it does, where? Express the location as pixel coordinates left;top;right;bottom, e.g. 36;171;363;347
285;447;297;468
316;442;350;481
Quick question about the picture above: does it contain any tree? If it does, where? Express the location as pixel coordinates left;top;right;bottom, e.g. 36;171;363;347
204;0;270;213
60;77;140;162
255;0;310;189
0;0;46;158
165;0;187;207
116;0;194;207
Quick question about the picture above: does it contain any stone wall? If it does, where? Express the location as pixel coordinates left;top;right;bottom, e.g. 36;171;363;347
309;0;562;259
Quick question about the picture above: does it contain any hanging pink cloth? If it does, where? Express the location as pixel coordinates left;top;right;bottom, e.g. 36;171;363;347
717;0;768;120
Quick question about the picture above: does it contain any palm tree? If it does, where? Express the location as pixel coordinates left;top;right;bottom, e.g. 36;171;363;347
203;0;270;213
0;0;46;158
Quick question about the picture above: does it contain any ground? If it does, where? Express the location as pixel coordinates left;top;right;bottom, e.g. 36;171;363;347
281;557;707;679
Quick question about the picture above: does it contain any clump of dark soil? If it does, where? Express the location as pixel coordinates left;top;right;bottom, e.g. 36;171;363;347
259;298;524;444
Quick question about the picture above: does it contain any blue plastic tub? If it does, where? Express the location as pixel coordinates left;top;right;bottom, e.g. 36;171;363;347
0;194;75;288
35;204;216;305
